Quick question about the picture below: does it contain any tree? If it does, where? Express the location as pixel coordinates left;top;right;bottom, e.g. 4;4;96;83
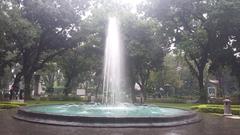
207;0;240;88
0;0;36;88
57;46;101;96
10;0;90;100
122;16;166;100
143;0;237;102
39;63;60;94
143;0;240;102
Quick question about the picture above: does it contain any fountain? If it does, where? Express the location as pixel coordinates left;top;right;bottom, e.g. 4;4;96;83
14;17;200;127
102;17;126;104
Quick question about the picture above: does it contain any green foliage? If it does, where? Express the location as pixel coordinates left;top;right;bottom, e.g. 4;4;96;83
0;102;27;106
0;102;27;109
0;0;37;78
142;0;240;102
1;0;240;102
61;2;167;100
122;15;166;99
191;104;240;115
0;0;91;100
39;95;83;101
39;63;62;93
0;104;19;109
148;98;186;104
57;46;101;95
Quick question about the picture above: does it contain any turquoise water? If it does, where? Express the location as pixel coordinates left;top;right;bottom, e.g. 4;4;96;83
27;104;188;117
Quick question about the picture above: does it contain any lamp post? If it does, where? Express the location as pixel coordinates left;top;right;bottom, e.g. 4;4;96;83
223;98;232;116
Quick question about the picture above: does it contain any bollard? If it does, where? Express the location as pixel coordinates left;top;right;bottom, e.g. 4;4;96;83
223;98;232;116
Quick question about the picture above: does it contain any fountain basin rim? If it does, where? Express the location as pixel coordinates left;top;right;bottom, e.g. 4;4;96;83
14;104;201;127
16;104;196;118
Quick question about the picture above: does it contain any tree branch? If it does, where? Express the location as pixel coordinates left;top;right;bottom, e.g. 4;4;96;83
35;48;69;70
184;54;199;78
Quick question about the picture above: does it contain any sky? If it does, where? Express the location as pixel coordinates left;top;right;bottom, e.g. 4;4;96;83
121;0;144;5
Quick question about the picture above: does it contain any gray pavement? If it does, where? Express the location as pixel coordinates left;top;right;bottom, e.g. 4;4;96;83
1;109;240;135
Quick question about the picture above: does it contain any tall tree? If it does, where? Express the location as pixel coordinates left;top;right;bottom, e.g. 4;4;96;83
0;0;36;86
143;0;240;102
122;16;166;100
57;45;102;96
11;0;89;100
207;0;240;87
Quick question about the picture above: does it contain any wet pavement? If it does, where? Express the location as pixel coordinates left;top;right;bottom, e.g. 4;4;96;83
1;109;240;135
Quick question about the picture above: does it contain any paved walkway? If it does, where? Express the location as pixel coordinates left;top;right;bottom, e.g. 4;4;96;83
0;109;240;135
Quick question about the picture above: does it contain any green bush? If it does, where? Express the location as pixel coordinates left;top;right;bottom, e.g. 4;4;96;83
39;97;49;101
0;102;27;106
39;95;83;101
0;104;20;109
232;109;240;115
148;98;185;103
191;104;240;115
198;107;224;114
0;102;27;109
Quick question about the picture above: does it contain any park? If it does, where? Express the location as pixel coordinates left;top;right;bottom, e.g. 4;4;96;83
0;0;240;135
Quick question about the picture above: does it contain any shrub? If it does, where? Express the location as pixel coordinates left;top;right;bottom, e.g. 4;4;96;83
39;95;83;101
191;104;240;115
0;102;27;109
1;102;27;106
39;97;49;101
198;107;224;114
148;98;185;103
0;104;20;109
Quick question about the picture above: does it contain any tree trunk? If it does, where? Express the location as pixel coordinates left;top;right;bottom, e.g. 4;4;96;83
130;82;136;103
128;68;136;103
33;75;40;96
184;54;208;103
64;77;72;96
12;72;23;88
24;74;33;101
216;69;224;97
95;81;101;102
140;85;147;101
197;70;207;103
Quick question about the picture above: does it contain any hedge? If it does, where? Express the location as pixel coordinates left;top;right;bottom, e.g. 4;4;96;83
0;102;27;109
191;104;240;115
0;102;27;106
147;98;185;103
0;104;20;109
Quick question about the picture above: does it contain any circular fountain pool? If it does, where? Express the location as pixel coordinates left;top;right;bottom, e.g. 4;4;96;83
14;103;200;127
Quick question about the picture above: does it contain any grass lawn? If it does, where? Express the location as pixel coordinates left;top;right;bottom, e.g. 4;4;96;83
147;102;240;115
0;100;81;109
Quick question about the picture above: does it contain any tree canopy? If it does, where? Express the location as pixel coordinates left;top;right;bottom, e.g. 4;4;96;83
1;0;240;102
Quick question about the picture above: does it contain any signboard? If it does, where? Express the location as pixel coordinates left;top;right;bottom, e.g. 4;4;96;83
208;87;217;97
76;89;86;96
